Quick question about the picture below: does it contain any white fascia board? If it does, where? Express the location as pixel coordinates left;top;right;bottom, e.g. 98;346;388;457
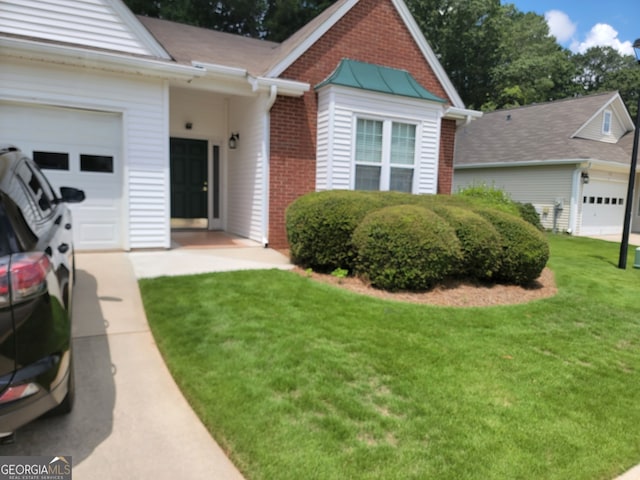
391;0;465;109
266;0;359;78
1;36;203;80
444;106;483;122
250;76;310;96
112;0;171;59
455;159;589;170
191;61;248;78
587;159;636;173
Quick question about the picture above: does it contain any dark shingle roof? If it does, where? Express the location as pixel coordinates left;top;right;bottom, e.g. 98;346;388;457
137;0;352;77
137;15;281;75
454;92;633;168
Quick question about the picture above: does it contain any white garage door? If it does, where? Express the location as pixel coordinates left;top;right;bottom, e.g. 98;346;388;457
0;102;122;250
581;173;627;236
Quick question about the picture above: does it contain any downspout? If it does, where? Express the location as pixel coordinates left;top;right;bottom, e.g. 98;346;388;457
260;84;278;247
569;164;586;235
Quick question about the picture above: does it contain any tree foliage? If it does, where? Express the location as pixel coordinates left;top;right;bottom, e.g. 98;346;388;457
123;0;332;39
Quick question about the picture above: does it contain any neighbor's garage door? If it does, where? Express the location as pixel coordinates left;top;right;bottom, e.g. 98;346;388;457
581;172;627;236
0;102;122;250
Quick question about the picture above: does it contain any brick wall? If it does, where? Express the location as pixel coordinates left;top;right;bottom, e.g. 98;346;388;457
438;119;456;194
268;0;456;248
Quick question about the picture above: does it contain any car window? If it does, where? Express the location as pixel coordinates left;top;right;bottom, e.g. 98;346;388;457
5;174;41;237
28;160;59;204
16;160;55;218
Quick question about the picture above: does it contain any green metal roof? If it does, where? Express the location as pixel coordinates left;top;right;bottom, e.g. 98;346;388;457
315;59;446;103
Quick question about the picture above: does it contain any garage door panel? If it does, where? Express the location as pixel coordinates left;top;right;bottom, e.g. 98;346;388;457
1;102;122;250
581;176;627;236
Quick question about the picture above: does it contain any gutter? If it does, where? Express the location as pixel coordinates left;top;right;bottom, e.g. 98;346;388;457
455;159;592;170
1;37;204;80
249;75;310;97
455;158;634;172
444;106;483;124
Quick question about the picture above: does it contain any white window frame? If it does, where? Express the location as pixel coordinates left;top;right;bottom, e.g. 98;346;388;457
352;115;418;192
602;110;612;135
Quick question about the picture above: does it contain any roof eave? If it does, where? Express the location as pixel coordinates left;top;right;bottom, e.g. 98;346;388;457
190;61;309;96
455;159;591;170
444;106;483;123
1;36;203;80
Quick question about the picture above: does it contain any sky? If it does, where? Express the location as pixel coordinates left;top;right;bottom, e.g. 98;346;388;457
504;1;640;56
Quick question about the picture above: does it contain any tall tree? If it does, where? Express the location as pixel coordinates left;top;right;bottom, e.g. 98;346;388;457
408;0;503;110
572;46;631;92
487;5;576;110
263;0;335;42
123;0;334;40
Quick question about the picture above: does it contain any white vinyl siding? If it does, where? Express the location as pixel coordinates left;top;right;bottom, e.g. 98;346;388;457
0;0;168;57
1;58;170;250
454;165;575;232
316;86;442;194
227;95;267;243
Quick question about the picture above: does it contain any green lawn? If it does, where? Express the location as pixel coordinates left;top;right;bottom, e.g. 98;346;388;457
139;235;640;480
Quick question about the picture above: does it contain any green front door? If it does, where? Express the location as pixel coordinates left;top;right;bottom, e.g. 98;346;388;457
170;138;208;221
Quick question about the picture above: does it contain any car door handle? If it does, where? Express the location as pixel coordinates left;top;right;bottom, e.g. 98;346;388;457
58;243;70;254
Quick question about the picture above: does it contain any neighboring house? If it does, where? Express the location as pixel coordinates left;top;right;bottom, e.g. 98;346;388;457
454;92;637;236
0;0;479;251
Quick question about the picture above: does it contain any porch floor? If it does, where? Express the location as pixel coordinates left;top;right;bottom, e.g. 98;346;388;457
171;230;261;249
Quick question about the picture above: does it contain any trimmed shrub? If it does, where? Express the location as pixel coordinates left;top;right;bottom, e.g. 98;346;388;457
285;190;386;272
430;205;503;281
474;208;549;285
516;202;544;231
352;205;462;291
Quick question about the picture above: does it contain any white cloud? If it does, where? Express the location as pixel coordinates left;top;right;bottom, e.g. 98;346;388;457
571;23;634;56
543;10;633;56
544;10;576;43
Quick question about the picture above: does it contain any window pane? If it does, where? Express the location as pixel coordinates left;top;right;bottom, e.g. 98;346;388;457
603;111;612;134
355;165;381;191
391;123;415;165
390;167;413;193
81;154;114;173
33;151;69;170
356;119;382;163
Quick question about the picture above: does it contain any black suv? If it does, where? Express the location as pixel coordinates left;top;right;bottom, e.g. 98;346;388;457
0;145;85;440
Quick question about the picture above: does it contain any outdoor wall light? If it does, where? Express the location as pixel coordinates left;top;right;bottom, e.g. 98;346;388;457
229;132;239;149
185;122;193;130
617;38;640;269
581;171;590;184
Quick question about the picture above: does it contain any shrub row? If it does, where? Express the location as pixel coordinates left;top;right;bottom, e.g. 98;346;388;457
285;190;549;290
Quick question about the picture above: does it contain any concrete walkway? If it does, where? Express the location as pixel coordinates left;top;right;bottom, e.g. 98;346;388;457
129;245;293;279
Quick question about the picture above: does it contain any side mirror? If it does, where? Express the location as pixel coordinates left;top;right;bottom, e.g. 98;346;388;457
59;187;86;203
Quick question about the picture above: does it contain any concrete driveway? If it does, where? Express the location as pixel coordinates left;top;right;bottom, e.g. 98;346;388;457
0;251;284;479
